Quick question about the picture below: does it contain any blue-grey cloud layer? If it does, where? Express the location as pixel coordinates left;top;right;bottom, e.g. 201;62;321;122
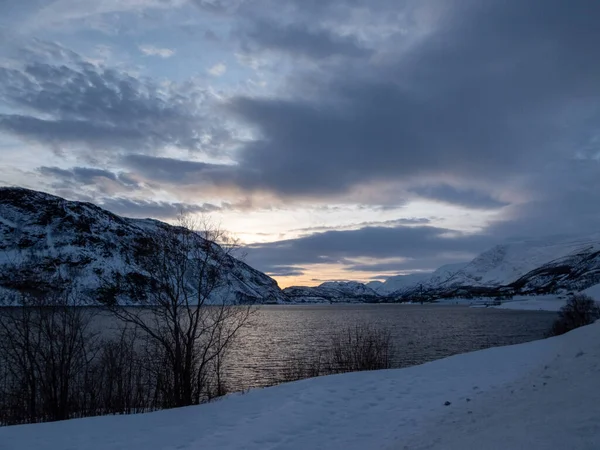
0;58;224;155
245;225;493;275
2;0;600;277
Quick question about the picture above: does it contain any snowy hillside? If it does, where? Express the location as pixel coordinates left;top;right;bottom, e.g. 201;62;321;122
0;188;288;304
440;236;600;288
388;236;600;300
510;242;600;294
283;281;379;303
376;263;470;296
367;272;430;295
423;262;470;287
318;281;379;297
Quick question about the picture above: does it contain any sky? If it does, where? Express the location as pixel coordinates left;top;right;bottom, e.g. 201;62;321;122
1;0;599;288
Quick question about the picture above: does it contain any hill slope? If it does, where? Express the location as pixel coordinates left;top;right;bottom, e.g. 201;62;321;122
0;187;288;304
283;281;380;303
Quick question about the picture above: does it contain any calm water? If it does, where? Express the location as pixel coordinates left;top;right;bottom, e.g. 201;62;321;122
226;304;557;390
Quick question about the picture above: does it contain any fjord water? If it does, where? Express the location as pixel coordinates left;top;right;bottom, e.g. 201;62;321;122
227;304;556;390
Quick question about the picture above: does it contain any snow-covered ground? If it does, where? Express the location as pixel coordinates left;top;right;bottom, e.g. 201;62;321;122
583;283;600;299
435;295;567;311
490;291;600;312
3;321;599;449
492;295;568;312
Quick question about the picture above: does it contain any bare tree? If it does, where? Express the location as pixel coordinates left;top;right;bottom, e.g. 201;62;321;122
0;282;100;424
99;216;253;408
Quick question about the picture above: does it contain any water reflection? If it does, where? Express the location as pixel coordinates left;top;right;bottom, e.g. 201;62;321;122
226;304;556;390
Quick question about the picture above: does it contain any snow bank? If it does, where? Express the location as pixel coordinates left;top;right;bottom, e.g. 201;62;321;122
3;323;600;450
492;295;567;312
582;283;600;300
436;295;565;311
491;287;600;312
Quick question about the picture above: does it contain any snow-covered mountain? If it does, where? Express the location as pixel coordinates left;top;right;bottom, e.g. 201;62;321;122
395;236;600;300
368;272;431;295
367;263;470;297
422;262;470;288
319;281;379;297
0;187;288;304
510;242;600;294
441;237;600;288
2;187;600;305
283;281;380;303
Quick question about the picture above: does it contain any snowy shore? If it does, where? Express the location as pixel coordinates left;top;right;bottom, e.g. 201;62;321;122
3;320;599;449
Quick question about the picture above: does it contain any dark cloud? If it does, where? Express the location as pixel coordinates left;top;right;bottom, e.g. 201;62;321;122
122;154;240;187
242;20;372;59
264;265;306;277
3;1;600;279
38;166;141;194
488;160;600;239
345;255;471;274
99;198;221;220
410;185;508;210
0;57;225;155
245;224;493;274
214;0;600;201
40;166;126;185
292;217;431;234
38;164;231;220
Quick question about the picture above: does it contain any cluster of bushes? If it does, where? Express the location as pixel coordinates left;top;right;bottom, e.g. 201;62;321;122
273;324;395;384
549;293;600;336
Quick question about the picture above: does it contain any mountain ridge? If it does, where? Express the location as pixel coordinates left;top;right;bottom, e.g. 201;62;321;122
2;187;599;304
0;187;288;304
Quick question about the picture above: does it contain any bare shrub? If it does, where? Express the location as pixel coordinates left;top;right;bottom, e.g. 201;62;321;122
266;324;395;388
550;293;600;336
328;324;395;373
275;354;324;384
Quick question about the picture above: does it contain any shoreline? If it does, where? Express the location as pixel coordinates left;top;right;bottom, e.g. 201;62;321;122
4;320;597;450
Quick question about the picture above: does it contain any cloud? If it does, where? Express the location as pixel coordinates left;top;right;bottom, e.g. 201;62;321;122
122;154;241;188
241;20;372;60
99;198;221;220
244;224;493;275
207;62;227;76
292;217;431;234
40;166;121;184
24;0;187;31
487;160;600;239
214;0;600;202
264;265;305;277
38;166;141;194
3;0;600;280
0;49;228;156
410;185;508;210
345;256;469;274
139;45;176;58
